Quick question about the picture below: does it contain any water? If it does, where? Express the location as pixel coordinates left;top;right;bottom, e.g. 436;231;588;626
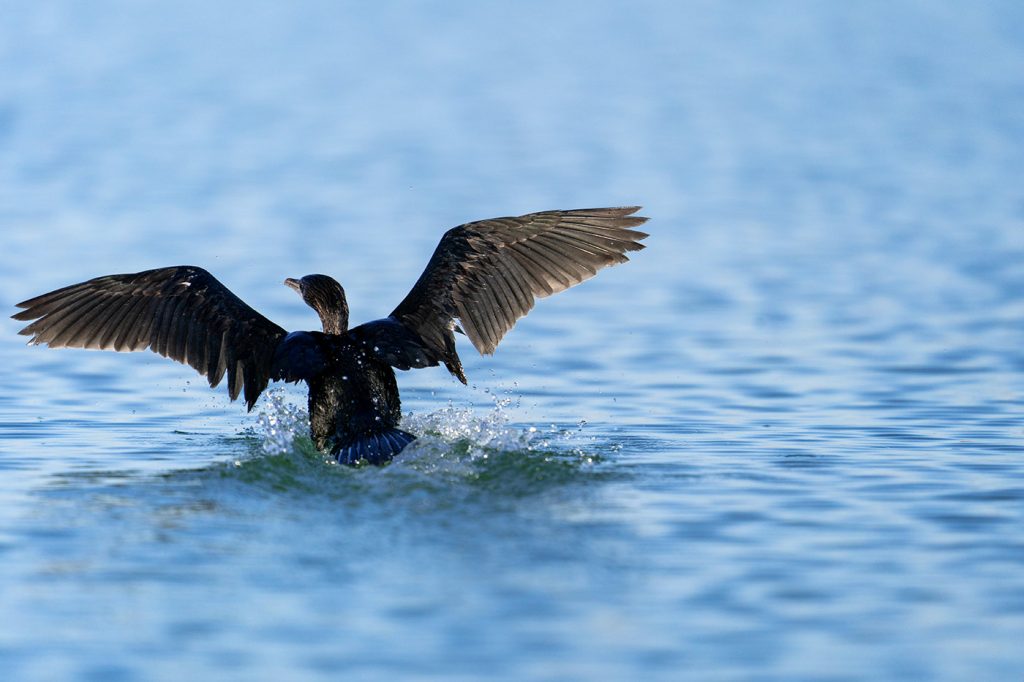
2;1;1023;679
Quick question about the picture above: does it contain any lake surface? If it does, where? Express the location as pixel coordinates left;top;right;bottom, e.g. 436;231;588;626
1;2;1023;680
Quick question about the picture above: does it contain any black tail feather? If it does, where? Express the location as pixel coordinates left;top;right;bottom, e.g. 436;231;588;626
333;428;416;466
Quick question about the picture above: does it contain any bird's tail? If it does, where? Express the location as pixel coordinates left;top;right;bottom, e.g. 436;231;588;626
333;428;416;466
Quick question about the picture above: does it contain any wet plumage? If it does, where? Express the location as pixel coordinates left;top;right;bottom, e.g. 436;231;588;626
13;207;649;464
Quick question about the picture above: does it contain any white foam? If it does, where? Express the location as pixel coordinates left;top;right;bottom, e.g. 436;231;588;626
253;386;598;467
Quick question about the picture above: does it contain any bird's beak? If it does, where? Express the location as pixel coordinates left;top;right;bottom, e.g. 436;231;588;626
284;278;302;293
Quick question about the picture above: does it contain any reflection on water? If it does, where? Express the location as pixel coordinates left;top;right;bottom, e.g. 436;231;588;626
2;1;1024;680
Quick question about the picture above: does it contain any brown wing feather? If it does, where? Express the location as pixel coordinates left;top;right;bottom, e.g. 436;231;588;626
12;266;287;410
390;207;648;381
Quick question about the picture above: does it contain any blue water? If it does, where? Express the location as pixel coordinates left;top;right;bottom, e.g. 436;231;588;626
2;2;1023;679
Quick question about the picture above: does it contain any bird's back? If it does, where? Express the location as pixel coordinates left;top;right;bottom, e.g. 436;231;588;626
307;337;407;463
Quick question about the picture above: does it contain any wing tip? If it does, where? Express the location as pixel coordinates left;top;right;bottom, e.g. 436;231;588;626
11;308;37;322
562;206;649;230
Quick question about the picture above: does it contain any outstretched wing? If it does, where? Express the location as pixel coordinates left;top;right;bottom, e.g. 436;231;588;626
389;207;648;379
13;266;288;410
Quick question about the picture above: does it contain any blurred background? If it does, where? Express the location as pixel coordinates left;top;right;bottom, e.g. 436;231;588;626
1;2;1022;680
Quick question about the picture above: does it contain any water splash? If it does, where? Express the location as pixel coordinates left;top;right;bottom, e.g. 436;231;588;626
253;389;312;457
251;388;600;468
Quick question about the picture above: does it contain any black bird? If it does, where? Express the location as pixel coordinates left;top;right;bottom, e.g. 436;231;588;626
13;207;648;464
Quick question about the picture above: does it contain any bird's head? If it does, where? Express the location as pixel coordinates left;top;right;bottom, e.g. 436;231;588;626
284;274;349;334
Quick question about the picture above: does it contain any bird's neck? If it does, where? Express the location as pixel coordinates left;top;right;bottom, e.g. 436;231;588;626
317;306;348;335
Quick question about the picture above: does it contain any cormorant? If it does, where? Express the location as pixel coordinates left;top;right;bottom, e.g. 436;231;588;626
13;207;648;464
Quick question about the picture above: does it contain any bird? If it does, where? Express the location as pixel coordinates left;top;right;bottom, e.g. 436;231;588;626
13;207;648;465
